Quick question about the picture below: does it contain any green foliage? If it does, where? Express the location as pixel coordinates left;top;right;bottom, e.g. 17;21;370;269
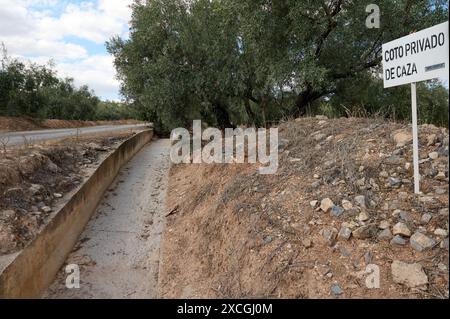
96;100;139;120
105;0;447;132
321;75;449;127
0;45;137;121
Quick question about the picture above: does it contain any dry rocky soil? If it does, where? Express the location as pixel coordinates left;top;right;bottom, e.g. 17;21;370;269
159;116;449;299
1;116;448;299
0;133;135;255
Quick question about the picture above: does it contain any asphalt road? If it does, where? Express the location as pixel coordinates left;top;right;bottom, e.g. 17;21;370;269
0;124;150;146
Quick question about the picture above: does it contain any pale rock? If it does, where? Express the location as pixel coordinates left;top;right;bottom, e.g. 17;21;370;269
355;178;365;188
428;152;439;160
438;263;447;271
379;220;390;230
320;198;334;212
341;222;352;228
379;171;389;178
41;206;52;214
354;195;366;208
427;134;437;146
434;228;448;237
352;224;378;239
302;238;312;248
393;222;411;237
393;130;412;147
378;228;393;241
417;226;427;233
388;177;401;187
320;227;338;246
349;221;359;229
391;260;428;288
342;200;353;210
358;211;370;222
435;171;446;180
410;232;436;252
338;227;352;240
392;209;401;218
313;133;327;141
419;196;434;203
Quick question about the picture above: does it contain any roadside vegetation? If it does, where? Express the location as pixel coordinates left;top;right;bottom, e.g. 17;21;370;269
0;45;138;122
107;0;448;133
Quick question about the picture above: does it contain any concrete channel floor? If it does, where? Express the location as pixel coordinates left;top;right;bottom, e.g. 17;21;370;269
44;139;171;298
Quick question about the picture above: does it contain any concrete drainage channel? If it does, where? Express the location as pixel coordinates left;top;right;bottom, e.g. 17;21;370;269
0;130;172;298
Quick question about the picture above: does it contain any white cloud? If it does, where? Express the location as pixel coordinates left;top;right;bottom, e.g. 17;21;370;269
7;37;88;60
0;1;35;36
37;1;131;44
0;0;133;100
57;54;120;99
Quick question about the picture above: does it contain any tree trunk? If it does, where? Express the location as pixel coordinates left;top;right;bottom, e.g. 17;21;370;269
244;98;256;127
294;88;326;116
213;101;232;129
261;101;267;128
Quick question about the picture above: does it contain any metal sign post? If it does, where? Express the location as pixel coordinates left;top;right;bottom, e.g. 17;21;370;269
410;82;420;194
382;21;449;194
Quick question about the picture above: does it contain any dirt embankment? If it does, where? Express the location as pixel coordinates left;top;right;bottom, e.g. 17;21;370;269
0;116;142;133
0;133;135;256
159;117;449;299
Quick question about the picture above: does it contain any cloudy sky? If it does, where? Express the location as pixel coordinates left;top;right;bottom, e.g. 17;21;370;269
0;0;133;101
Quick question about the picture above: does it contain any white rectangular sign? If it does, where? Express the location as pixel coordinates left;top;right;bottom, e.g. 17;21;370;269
382;21;449;88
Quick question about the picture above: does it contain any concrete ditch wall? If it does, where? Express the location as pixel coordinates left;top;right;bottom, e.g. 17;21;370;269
0;129;153;298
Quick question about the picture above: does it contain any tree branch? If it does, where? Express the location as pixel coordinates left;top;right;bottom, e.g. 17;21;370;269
314;0;343;59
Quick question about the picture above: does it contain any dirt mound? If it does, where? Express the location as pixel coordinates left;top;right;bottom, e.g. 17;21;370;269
0;134;133;255
0;116;142;133
159;117;449;299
